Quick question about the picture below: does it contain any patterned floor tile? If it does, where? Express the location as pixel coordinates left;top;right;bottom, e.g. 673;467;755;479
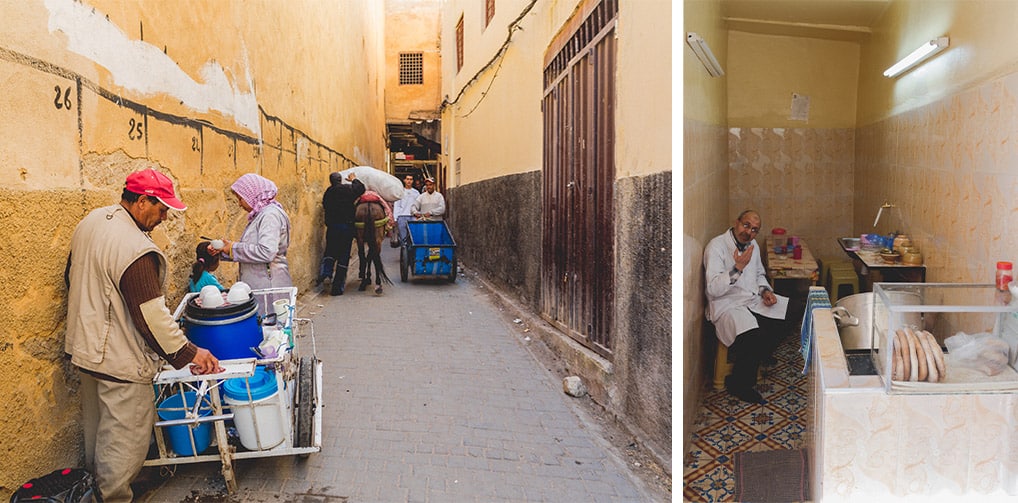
683;335;808;502
683;461;734;502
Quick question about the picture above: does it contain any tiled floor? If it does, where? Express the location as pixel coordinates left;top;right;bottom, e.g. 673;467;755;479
682;335;810;502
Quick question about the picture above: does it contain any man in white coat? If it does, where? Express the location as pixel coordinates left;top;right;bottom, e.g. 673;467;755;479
411;177;445;220
704;209;788;404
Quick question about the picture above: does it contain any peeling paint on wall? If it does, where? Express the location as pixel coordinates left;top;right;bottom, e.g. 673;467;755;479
44;0;260;135
1;0;387;494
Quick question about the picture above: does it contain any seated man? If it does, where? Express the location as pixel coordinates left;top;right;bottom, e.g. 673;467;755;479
704;209;790;404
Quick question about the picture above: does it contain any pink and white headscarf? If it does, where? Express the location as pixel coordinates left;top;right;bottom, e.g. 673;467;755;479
231;173;284;220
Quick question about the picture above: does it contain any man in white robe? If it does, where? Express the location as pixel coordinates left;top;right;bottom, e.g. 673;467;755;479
704;210;789;404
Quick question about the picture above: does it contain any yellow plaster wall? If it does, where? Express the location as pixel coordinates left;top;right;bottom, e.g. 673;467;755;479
682;0;727;463
439;0;671;185
853;0;1018;288
728;31;859;128
615;0;672;178
858;0;1018;126
684;0;727;125
0;0;385;494
384;0;443;123
439;0;545;185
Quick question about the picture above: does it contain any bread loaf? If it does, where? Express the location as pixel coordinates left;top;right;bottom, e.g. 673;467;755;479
904;326;919;381
921;330;946;379
915;329;939;382
896;329;911;380
906;327;928;382
892;330;905;381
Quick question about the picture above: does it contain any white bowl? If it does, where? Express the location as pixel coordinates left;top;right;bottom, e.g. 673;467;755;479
230;281;252;296
199;285;225;308
226;287;250;303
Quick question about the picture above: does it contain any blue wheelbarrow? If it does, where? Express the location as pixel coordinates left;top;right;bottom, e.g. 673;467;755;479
401;220;457;283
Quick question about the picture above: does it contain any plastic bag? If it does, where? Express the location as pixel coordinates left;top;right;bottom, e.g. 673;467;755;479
944;331;1011;376
338;166;404;201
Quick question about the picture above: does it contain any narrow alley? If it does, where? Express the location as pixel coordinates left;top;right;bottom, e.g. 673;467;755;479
134;245;670;502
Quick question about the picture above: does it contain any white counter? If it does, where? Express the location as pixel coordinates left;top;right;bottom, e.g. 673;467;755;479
809;308;1018;501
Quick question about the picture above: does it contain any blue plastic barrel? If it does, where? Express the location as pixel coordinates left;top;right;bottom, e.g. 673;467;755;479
183;296;261;360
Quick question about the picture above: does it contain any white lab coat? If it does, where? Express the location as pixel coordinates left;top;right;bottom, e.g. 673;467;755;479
704;229;773;347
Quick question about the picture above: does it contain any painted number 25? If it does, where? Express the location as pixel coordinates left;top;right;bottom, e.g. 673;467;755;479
128;118;144;141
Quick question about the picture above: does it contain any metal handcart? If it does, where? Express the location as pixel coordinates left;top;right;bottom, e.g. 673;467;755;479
400;220;458;282
144;287;322;493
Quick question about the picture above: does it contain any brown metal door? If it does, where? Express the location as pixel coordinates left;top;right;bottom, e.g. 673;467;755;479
541;0;616;357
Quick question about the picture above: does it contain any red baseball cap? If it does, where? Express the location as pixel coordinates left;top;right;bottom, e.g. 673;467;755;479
125;168;187;210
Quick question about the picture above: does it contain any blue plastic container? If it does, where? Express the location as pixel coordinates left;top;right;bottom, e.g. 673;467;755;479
223;367;279;402
157;391;212;456
183;296;261;360
407;221;457;276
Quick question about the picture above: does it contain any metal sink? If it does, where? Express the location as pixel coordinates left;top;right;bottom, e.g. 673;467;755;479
839;237;860;250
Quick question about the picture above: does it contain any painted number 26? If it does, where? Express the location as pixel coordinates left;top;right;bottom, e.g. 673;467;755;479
53;85;72;110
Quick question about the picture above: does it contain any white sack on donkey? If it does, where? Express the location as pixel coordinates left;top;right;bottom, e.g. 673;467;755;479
339;166;403;201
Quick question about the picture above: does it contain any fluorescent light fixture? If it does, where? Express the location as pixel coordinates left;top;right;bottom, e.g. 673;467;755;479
686;32;724;77
883;37;949;78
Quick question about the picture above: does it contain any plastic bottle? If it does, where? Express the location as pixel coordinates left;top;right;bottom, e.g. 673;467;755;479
996;261;1013;291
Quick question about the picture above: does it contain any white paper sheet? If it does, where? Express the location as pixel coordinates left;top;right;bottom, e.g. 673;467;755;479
750;293;789;320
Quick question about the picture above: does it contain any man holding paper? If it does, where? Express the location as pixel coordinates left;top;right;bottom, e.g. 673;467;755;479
704;210;790;404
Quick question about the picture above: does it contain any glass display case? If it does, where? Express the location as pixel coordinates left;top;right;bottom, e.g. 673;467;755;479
871;283;1018;393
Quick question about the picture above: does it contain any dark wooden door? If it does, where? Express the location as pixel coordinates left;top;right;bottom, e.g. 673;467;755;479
541;0;616;357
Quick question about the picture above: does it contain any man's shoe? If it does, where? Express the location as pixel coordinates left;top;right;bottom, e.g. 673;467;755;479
762;355;778;367
726;385;763;404
725;376;763;404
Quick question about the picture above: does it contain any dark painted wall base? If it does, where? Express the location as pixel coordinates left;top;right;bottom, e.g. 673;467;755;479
447;170;672;469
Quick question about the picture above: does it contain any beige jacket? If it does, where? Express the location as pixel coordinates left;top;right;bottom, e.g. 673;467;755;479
65;205;173;383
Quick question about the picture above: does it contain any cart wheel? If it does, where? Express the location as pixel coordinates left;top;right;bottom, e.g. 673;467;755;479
448;256;457;283
296;356;315;455
400;246;408;282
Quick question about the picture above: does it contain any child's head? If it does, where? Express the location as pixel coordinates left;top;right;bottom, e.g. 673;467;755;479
194;241;220;273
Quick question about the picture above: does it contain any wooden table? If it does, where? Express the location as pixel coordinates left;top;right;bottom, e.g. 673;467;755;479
763;237;819;285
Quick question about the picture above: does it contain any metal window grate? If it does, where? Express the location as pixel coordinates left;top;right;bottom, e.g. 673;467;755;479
399;52;424;85
543;0;617;88
485;0;495;27
456;15;464;71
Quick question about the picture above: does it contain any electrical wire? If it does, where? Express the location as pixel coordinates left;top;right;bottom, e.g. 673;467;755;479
440;0;538;115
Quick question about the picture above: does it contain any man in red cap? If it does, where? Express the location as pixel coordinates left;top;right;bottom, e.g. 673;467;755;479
64;168;222;502
410;176;445;221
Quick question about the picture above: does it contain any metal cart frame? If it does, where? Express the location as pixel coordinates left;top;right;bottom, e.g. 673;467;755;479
143;287;322;492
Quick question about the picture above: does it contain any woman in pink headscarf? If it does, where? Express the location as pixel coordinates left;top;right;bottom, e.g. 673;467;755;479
216;173;292;290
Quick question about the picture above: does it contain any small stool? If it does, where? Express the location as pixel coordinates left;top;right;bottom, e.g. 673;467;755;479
713;343;734;390
820;259;853;288
712;340;764;390
825;263;856;289
828;268;859;303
